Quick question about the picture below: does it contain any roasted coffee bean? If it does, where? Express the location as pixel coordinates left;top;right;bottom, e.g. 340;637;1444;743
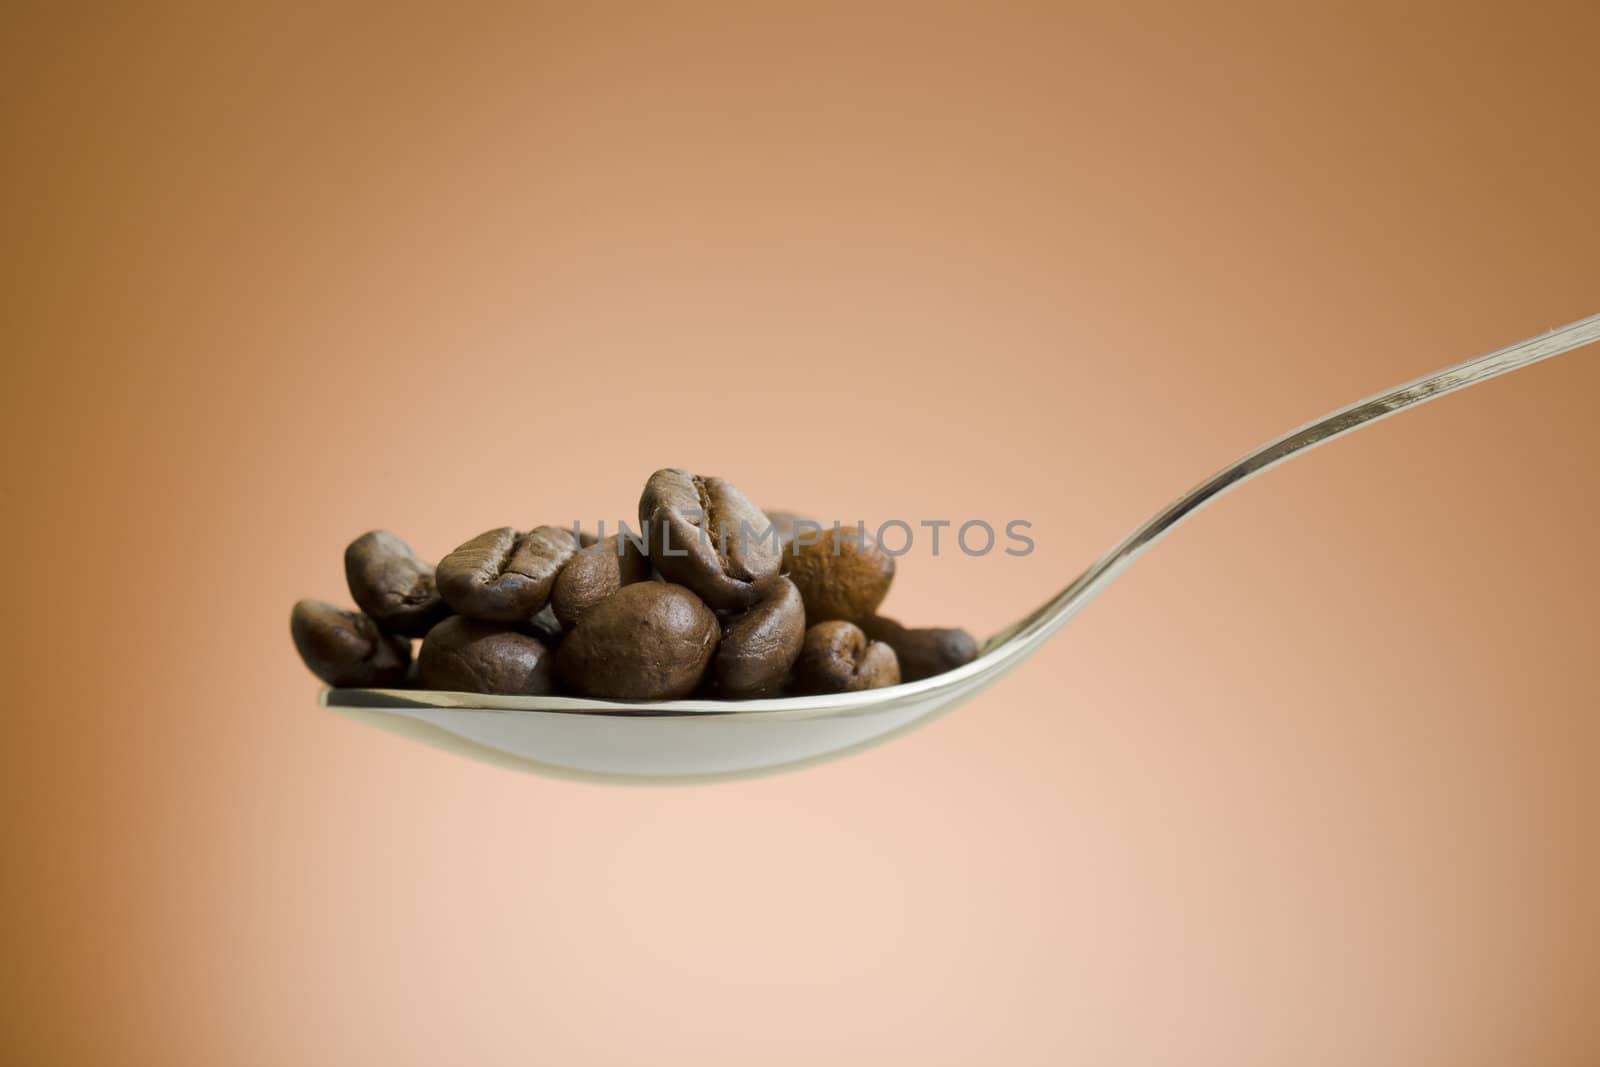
761;510;818;550
415;615;554;695
527;604;566;647
782;525;896;625
294;469;983;703
792;620;899;693
713;576;805;698
549;533;652;628
343;530;451;636
290;599;411;687
556;582;718;700
861;616;979;682
638;469;780;610
436;525;577;622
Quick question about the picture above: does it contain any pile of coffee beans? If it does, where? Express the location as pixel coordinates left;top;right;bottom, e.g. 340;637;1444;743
290;469;980;701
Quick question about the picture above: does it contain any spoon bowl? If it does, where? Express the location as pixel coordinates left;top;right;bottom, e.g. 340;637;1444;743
324;314;1600;783
322;642;1021;784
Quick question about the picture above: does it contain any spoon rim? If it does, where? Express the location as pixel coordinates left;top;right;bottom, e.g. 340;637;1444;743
319;633;1016;719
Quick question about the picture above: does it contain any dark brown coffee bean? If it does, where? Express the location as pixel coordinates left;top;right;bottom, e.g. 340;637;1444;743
792;620;900;693
714;576;805;698
638;469;780;610
343;530;451;636
556;582;718;700
549;533;652;628
782;525;896;625
761;510;819;550
436;525;577;622
414;615;554;695
860;616;979;682
290;599;411;687
526;603;566;647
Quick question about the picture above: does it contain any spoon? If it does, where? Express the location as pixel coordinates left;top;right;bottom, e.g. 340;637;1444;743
324;314;1600;783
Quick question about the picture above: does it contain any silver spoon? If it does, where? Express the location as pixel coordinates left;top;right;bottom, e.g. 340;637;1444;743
324;314;1600;784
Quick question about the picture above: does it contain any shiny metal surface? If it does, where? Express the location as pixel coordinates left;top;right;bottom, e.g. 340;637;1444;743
324;314;1600;783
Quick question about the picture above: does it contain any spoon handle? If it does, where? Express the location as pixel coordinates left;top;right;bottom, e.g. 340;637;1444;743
995;313;1600;652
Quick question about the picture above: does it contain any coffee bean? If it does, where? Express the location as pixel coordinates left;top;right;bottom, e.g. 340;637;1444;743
526;603;566;647
792;620;900;693
436;525;577;622
556;582;718;700
638;469;780;610
294;471;987;703
782;525;895;626
714;576;805;698
290;599;411;687
860;616;979;681
415;615;554;695
343;530;451;636
549;533;652;628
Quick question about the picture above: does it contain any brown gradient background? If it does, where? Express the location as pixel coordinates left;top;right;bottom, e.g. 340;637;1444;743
4;4;1598;1065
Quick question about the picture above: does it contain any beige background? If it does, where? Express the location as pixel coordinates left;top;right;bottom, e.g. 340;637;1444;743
4;4;1597;1065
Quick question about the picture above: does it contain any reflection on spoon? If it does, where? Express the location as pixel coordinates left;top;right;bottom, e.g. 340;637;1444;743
324;314;1600;784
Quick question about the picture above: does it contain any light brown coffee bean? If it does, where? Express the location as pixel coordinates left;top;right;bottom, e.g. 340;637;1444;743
791;620;900;693
782;525;895;626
